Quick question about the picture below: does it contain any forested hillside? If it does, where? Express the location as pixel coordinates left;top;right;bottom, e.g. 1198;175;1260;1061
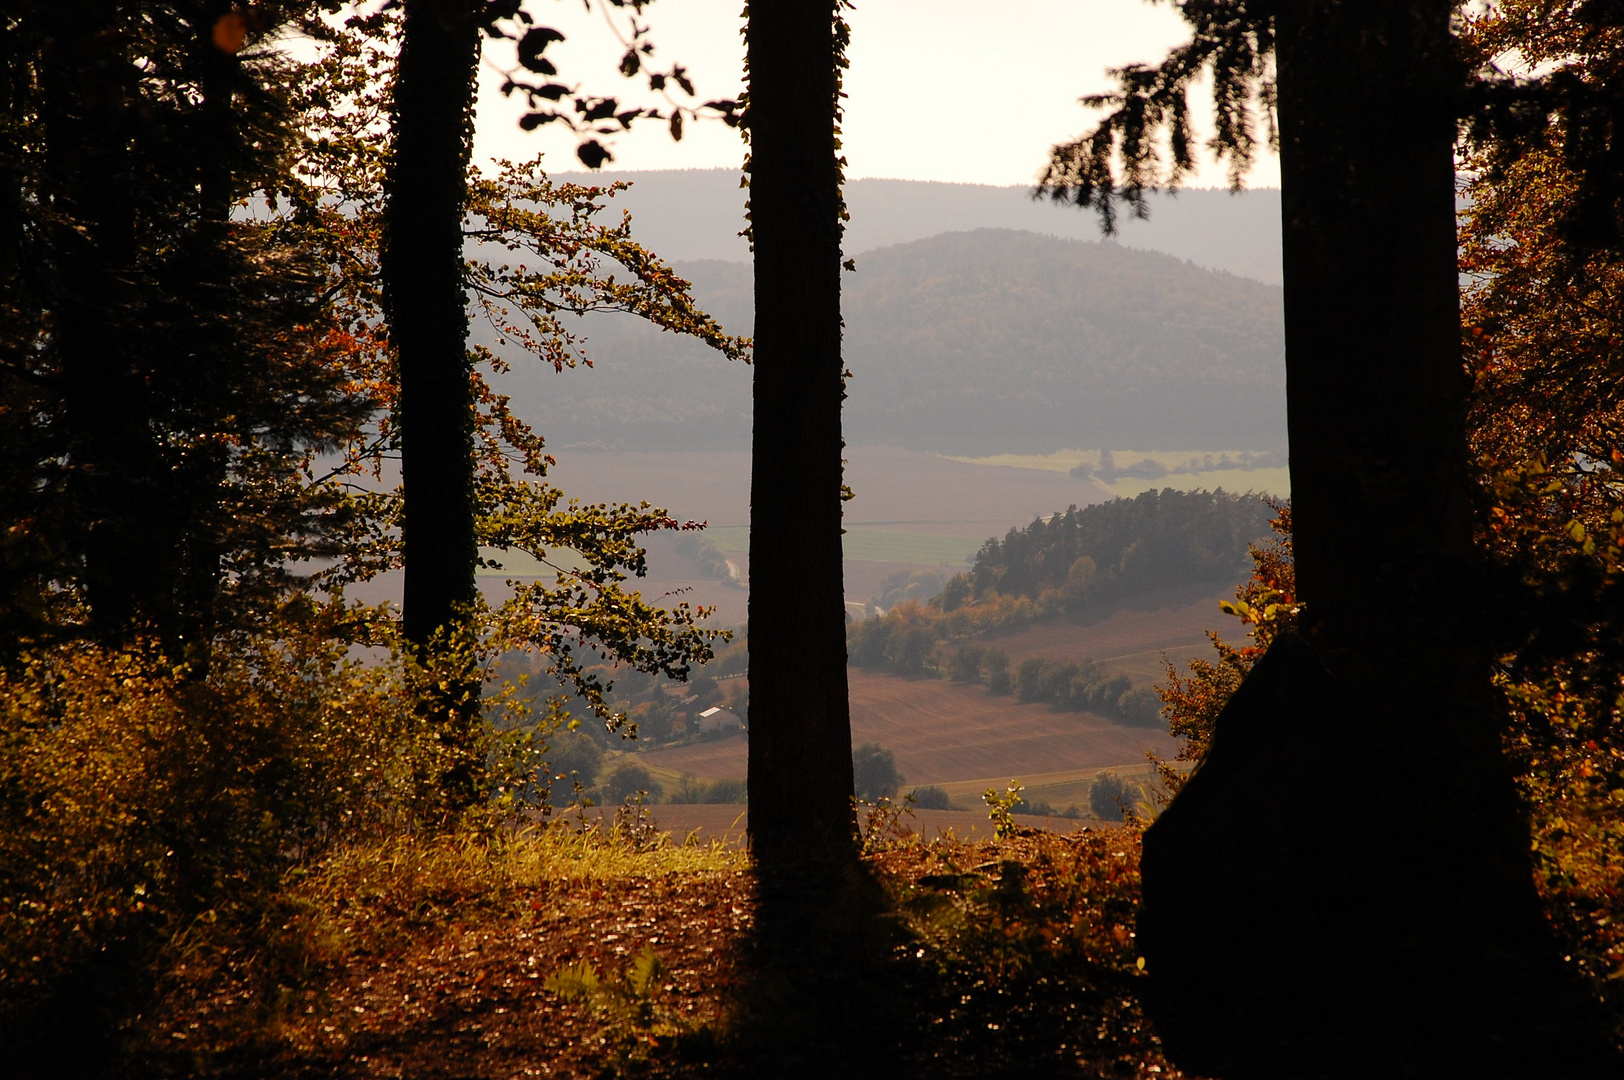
849;489;1274;703
959;488;1276;604
489;229;1286;454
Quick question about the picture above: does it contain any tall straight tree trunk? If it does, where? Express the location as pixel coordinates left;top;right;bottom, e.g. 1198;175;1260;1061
383;0;484;803
1138;2;1608;1076
744;0;857;872
176;3;242;656
38;10;179;638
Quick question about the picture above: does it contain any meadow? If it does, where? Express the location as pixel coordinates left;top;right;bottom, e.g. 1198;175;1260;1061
949;448;1291;499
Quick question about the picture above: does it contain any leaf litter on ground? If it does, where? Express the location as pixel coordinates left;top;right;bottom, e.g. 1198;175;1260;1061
132;822;1189;1079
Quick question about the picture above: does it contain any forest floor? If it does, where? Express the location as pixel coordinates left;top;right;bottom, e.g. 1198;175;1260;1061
126;820;1182;1080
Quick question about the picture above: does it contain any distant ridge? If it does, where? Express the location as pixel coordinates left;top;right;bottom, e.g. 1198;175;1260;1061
486;228;1285;455
548;168;1282;284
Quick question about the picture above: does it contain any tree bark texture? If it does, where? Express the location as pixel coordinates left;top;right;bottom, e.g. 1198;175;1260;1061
1138;3;1610;1076
385;0;482;652
744;0;858;871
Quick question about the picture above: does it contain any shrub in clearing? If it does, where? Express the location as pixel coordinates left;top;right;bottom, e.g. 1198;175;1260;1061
0;627;435;1047
1089;772;1136;821
947;645;985;683
601;764;663;805
853;742;903;801
1013;658;1049;703
1117;686;1164;727
702;778;746;804
665;775;746;804
983;650;1012;694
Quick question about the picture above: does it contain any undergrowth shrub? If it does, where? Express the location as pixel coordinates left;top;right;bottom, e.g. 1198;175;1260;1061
666;775;747;804
0;625;438;1049
1090;773;1138;822
882;830;1171;1076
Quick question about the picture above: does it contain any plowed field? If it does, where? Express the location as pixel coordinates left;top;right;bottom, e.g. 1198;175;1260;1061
970;583;1232;683
635;668;1175;787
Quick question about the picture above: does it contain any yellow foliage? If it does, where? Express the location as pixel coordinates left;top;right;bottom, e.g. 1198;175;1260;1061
0;624;436;1016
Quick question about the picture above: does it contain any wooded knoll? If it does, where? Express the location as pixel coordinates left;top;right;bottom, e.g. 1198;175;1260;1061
489;229;1286;454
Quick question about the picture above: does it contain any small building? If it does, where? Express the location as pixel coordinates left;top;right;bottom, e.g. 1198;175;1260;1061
695;705;743;734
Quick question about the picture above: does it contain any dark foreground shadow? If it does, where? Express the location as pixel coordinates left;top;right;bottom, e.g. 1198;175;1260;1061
657;833;1171;1080
1142;633;1622;1080
718;855;913;1078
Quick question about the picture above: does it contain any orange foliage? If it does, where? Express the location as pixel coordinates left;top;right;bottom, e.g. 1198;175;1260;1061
1151;506;1294;799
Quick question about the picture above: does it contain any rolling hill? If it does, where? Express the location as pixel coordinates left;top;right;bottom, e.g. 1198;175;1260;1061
487;228;1286;455
545;168;1283;284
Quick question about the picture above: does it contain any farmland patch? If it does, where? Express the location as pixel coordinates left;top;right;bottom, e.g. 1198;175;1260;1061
636;669;1174;789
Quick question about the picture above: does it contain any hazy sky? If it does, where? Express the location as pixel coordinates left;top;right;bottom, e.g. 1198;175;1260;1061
473;0;1282;189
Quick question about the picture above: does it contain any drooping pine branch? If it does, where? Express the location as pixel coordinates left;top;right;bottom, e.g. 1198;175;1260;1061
1035;0;1277;233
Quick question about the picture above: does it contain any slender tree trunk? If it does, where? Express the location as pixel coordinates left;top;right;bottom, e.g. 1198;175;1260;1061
177;3;242;656
744;0;857;872
383;0;484;804
1138;2;1609;1075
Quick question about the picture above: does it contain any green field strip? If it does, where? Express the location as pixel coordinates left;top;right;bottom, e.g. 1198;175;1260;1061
943;449;1291;498
703;525;750;552
1098;467;1291;499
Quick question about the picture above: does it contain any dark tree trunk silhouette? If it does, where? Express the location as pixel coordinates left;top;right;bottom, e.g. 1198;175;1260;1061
728;14;907;1072
383;0;484;803
1139;3;1610;1076
743;0;857;872
37;11;179;637
385;0;481;649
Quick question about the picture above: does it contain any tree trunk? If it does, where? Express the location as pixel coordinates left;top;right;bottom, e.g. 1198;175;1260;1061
38;9;179;638
1138;2;1610;1075
744;0;858;872
383;0;484;804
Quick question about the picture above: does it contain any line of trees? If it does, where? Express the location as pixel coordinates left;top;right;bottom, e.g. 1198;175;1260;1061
847;491;1272;717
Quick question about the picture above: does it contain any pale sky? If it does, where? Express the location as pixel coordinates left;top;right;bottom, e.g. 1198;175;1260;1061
473;0;1281;190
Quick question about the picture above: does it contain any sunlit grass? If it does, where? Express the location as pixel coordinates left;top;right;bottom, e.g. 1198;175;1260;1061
258;824;746;969
307;824;743;900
